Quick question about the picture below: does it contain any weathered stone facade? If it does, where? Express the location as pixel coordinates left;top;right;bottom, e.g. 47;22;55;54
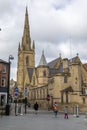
17;7;87;109
17;7;35;93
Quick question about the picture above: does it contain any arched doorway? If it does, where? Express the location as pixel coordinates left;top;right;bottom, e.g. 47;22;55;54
61;86;73;104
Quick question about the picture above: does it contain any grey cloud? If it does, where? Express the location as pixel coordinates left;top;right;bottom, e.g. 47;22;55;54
0;0;87;80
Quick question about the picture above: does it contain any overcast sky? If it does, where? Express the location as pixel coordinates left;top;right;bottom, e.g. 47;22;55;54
0;0;87;81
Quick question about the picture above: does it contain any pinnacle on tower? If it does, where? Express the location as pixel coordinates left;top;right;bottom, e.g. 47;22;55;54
39;50;47;66
18;42;21;51
32;40;35;50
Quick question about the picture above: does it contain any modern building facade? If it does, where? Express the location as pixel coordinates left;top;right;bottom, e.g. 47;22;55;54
17;7;87;109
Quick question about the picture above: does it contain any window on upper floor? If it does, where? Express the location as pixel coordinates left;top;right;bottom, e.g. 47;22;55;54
64;75;67;83
26;56;29;65
2;64;6;73
1;78;6;87
33;76;35;85
43;70;46;77
83;98;85;104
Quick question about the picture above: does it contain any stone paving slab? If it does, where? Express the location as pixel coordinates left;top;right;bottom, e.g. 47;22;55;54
0;113;87;130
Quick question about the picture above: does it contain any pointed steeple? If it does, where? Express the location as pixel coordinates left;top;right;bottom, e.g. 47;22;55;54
32;40;35;50
39;50;47;66
18;42;21;51
22;6;31;50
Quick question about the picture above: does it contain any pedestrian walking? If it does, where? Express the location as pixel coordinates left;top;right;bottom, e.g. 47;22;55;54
18;103;23;115
34;102;39;114
64;106;68;119
53;102;58;117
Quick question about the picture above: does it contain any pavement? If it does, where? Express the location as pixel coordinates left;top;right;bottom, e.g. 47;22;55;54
0;110;87;130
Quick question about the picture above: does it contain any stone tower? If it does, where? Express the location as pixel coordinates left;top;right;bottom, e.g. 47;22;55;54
37;51;49;86
17;7;35;92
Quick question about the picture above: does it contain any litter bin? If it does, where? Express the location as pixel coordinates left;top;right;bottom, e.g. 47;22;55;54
5;104;10;115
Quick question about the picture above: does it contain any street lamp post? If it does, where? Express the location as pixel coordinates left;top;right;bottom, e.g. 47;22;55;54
6;55;14;115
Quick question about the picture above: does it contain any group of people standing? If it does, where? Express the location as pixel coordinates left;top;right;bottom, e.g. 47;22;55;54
34;101;68;119
53;102;68;119
14;100;68;118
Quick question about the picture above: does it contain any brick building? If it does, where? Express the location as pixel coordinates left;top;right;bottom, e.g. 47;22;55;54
0;59;9;105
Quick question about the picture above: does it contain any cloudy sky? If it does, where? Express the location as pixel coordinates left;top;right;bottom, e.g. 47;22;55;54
0;0;87;80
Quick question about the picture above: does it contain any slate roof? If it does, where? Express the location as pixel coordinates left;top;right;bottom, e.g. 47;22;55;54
0;59;8;64
47;58;60;68
68;56;80;65
27;55;84;80
48;56;80;75
39;51;47;66
83;63;87;72
47;57;63;75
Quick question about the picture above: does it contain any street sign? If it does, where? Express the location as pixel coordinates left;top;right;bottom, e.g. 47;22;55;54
14;87;19;97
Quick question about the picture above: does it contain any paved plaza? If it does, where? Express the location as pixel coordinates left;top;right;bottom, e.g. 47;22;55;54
0;112;87;130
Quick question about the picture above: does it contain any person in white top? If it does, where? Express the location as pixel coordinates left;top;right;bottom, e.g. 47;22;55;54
64;106;68;119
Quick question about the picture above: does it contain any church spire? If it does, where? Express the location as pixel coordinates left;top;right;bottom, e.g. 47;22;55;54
22;6;31;50
18;42;21;51
39;50;47;66
32;40;35;50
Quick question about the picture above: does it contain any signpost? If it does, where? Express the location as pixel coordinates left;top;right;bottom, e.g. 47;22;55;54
24;86;28;97
14;87;18;116
47;94;50;110
24;86;28;114
14;87;19;98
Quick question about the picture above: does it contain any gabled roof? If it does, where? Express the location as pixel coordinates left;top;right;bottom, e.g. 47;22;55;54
68;56;80;64
49;64;63;75
48;56;81;75
47;58;60;68
83;63;87;72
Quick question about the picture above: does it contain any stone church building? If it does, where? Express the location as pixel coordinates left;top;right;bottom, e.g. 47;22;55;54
17;7;87;109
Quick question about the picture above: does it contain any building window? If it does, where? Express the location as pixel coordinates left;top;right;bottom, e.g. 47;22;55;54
2;78;6;87
43;89;45;98
83;98;85;104
64;76;67;83
33;76;35;85
26;56;29;65
40;89;42;98
37;90;39;99
2;64;6;73
43;70;46;77
82;88;85;94
85;89;87;95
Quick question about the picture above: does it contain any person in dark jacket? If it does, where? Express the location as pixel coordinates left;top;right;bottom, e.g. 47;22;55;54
34;102;39;114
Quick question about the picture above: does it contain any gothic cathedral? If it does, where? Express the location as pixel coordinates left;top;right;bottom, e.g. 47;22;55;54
17;7;87;111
